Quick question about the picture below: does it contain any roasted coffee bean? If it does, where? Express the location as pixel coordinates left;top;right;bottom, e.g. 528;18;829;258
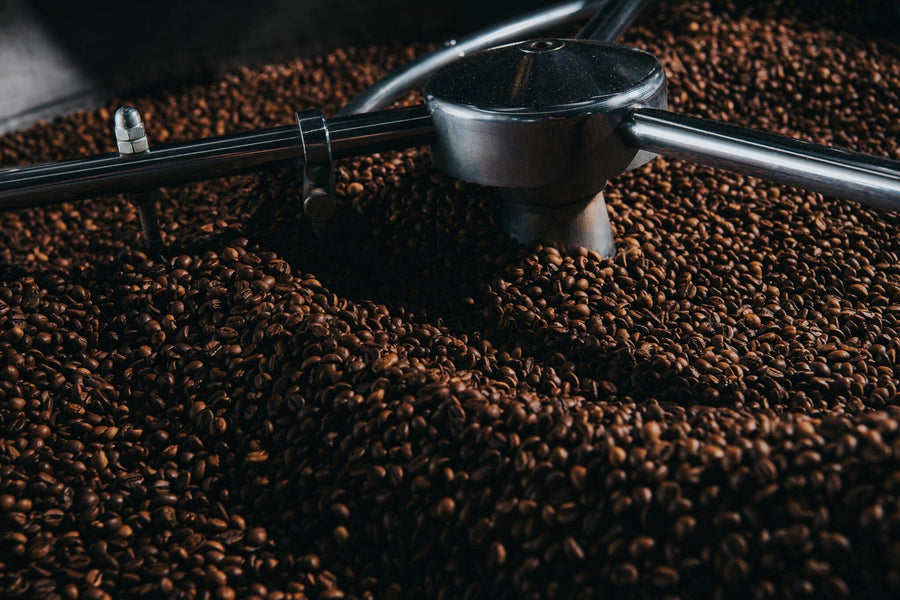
246;527;267;546
488;541;507;568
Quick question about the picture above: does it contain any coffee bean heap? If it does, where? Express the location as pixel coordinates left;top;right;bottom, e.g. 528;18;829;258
2;0;900;598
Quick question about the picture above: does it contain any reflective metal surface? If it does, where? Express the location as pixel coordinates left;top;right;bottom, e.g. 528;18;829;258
621;107;900;211
337;0;610;116
424;39;666;257
328;106;433;158
425;40;667;190
114;107;149;155
503;190;617;256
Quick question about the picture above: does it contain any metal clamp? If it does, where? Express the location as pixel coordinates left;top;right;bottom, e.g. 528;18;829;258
296;110;335;225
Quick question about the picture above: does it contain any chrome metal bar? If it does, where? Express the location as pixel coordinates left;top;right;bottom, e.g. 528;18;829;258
621;107;900;211
329;105;433;158
0;106;435;210
576;0;651;40
336;0;611;116
0;126;302;210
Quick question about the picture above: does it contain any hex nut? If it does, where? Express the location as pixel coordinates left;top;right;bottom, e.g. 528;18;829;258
117;138;150;155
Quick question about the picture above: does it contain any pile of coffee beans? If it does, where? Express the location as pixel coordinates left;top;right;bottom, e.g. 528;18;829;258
2;0;899;598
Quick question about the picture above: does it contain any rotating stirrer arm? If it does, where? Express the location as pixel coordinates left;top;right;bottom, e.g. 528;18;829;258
0;40;897;257
621;108;900;212
0;107;433;211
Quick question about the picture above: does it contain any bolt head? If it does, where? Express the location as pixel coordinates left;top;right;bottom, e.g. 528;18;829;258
115;106;143;128
303;189;335;223
114;106;149;153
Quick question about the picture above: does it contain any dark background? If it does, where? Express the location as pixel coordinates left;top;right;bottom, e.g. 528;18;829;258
1;0;898;133
26;0;558;89
0;0;552;133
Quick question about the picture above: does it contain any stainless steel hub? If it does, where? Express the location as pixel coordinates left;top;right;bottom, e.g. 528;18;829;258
424;39;667;255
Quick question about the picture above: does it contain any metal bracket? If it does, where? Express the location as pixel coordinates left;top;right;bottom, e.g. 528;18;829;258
115;106;166;257
296;110;335;226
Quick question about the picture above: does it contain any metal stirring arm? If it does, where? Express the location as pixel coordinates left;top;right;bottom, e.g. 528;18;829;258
621;107;900;212
0;107;432;210
0;102;899;214
1;37;898;261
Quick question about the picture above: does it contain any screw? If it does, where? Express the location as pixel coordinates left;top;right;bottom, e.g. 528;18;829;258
114;106;164;255
303;188;336;223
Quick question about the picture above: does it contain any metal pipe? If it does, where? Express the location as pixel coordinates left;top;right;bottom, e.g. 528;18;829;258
0;106;434;210
621;107;900;211
329;105;433;158
336;0;612;116
575;0;651;41
0;126;302;210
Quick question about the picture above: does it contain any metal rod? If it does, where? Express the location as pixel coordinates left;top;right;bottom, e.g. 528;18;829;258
575;0;651;41
0;106;434;210
329;105;433;158
336;0;611;116
621;107;900;211
0;126;301;210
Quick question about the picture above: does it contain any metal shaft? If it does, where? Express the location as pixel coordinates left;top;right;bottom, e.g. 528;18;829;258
621;107;900;211
0;106;432;210
576;0;652;41
328;107;433;158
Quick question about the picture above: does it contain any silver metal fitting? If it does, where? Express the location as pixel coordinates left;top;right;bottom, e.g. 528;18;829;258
114;105;164;255
115;106;149;155
296;110;336;227
502;190;616;257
